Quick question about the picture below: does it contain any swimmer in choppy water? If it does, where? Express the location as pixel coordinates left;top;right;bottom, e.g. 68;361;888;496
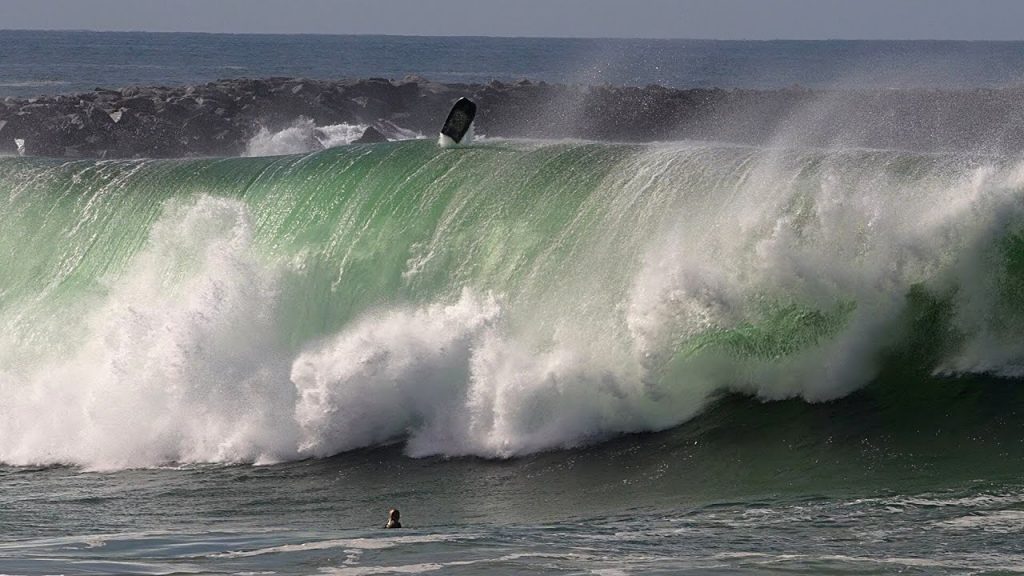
385;508;402;529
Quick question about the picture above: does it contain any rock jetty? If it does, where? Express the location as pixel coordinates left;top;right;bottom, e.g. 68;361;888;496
2;76;1024;157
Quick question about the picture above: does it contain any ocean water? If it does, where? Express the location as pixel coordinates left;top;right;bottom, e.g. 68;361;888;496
4;30;1024;98
4;32;1024;575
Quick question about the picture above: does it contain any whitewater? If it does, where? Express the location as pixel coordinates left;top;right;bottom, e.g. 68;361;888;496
3;139;1024;472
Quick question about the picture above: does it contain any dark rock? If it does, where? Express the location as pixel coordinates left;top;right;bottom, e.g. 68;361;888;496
354;125;388;144
121;96;158;114
5;76;1024;158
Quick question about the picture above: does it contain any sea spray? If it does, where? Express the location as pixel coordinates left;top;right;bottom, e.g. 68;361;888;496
0;196;296;468
245;118;423;157
292;288;501;458
2;140;1024;468
245;118;370;157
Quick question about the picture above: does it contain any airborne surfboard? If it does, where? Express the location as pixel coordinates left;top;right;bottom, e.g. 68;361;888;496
438;97;476;147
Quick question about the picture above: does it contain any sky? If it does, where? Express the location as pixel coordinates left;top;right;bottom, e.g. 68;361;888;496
0;0;1023;40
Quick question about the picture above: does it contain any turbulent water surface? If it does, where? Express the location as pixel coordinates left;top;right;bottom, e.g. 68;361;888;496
3;137;1024;573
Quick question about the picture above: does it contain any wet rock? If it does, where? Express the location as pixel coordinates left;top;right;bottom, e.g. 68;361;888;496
354;125;387;144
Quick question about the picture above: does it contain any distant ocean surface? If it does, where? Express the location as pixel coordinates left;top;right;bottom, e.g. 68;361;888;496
4;30;1024;97
6;30;1024;576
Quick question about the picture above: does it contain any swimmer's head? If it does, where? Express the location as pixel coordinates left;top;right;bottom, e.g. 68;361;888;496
388;508;400;522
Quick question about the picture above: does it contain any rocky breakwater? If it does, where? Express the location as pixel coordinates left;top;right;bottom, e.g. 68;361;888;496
0;77;444;157
3;76;1024;158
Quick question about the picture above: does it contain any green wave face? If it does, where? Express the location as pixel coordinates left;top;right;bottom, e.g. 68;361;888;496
2;140;1024;468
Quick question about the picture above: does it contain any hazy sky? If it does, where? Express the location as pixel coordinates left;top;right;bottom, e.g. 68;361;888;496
1;0;1022;40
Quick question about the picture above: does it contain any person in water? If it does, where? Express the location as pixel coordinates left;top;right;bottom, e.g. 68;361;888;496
385;508;402;529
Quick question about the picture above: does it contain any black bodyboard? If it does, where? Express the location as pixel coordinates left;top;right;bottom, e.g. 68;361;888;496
440;97;477;144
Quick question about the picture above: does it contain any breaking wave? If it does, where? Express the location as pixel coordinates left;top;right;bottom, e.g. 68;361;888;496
2;140;1024;469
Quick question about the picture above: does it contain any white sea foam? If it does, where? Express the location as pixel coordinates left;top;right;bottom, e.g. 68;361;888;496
323;552;565;576
245;118;363;156
213;534;459;559
292;290;502;457
0;196;296;469
245;118;422;157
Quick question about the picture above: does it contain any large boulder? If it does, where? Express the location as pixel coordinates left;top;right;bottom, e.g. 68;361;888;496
354;125;387;144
